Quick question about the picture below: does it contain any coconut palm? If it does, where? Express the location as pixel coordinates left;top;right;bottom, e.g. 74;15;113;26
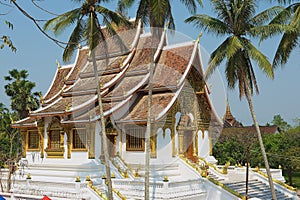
118;1;202;199
44;1;130;199
4;69;40;119
185;0;287;199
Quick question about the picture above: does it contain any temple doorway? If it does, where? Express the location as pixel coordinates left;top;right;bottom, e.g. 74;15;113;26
107;135;116;157
183;130;197;162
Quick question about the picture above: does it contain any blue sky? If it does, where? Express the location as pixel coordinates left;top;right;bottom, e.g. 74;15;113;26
0;0;299;126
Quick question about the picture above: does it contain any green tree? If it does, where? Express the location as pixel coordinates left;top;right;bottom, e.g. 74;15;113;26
4;69;40;119
118;1;202;198
43;1;130;199
271;114;291;132
0;105;21;192
251;129;300;186
185;1;286;198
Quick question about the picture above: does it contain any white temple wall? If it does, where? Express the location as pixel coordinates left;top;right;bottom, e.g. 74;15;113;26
122;128;174;165
44;117;51;151
157;128;173;162
198;130;210;158
121;131;126;158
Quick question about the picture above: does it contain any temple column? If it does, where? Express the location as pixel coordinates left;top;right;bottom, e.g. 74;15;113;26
37;126;44;158
193;131;198;157
64;126;72;159
87;123;95;159
150;126;158;158
178;131;184;155
171;112;176;157
209;131;213;156
197;129;204;157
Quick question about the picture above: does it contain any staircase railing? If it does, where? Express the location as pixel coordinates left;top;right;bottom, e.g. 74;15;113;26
253;169;296;192
112;155;136;178
181;156;245;199
198;157;228;175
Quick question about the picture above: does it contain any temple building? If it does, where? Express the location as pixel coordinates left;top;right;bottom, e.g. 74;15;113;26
2;24;297;200
12;23;218;166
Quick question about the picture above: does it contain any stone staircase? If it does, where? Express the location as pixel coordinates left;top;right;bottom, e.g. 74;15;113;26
185;157;298;200
21;159;105;183
224;179;294;200
111;178;207;200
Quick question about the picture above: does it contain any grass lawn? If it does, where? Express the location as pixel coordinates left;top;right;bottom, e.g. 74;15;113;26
283;171;300;189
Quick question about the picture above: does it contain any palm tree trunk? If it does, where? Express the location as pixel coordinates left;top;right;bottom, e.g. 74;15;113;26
144;33;155;200
91;50;113;200
244;87;277;200
245;148;249;200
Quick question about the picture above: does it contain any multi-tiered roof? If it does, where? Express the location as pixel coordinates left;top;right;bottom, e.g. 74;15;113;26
13;23;220;129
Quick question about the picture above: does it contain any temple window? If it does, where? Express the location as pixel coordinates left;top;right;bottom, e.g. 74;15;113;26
49;130;60;149
28;131;39;149
72;128;87;149
126;127;145;151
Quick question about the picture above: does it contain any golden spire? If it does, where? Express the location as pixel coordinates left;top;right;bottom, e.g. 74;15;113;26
224;99;234;121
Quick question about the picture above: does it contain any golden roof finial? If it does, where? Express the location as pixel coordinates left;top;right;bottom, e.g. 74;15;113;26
65;99;70;111
196;32;203;43
78;43;82;49
56;59;61;69
9;115;14;124
38;93;44;104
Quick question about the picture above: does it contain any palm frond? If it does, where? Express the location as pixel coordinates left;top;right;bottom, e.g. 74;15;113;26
236;0;256;22
102;16;128;53
43;8;81;36
95;5;131;27
273;31;299;67
179;0;201;14
227;35;243;59
151;0;168;27
225;55;238;90
63;16;85;62
185;14;230;36
251;6;284;26
136;0;149;26
273;3;300;67
250;23;293;40
205;37;230;80
210;0;232;27
117;0;135;15
164;1;175;30
85;13;101;52
241;38;274;79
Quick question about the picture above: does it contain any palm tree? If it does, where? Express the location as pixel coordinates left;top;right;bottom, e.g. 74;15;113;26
269;0;300;67
44;1;130;199
4;69;40;119
186;0;286;199
118;1;202;199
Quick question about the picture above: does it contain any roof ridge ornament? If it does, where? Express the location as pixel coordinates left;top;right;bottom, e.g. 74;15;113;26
196;32;202;44
56;59;61;69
